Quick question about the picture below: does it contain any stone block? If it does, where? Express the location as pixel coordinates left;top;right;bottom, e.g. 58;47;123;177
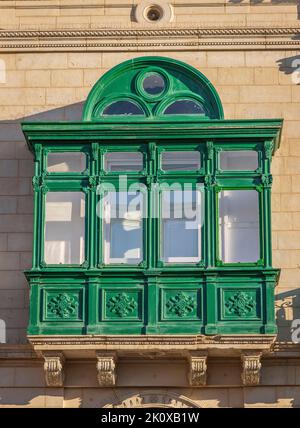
16;53;68;70
7;233;32;251
0;197;17;214
0;253;19;270
240;86;291;103
25;70;51;88
51;69;83;87
0;290;25;309
207;52;245;67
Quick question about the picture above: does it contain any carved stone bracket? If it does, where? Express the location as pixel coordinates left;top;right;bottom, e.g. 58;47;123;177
188;352;208;387
96;352;118;387
241;352;262;386
42;351;65;387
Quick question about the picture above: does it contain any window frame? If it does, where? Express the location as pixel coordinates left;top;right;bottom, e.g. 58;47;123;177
41;185;88;268
215;185;264;267
34;139;271;272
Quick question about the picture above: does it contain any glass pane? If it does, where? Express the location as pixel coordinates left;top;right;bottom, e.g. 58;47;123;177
164;100;205;115
104;191;143;264
102;101;144;116
219;190;259;263
142;73;165;96
45;192;85;264
220;150;258;171
162;151;201;171
104;152;143;172
47;152;85;173
161;190;201;263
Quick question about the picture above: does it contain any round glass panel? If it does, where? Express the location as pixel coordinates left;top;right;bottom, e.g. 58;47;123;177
146;6;162;21
142;73;166;96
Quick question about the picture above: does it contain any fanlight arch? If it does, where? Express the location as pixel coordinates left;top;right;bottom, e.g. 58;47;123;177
103;390;201;408
82;56;224;121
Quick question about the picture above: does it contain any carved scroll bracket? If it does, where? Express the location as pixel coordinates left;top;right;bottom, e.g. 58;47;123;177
96;351;118;387
188;352;208;387
241;352;262;386
42;351;65;387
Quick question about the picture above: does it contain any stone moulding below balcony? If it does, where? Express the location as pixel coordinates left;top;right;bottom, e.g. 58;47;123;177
28;334;277;387
27;334;276;359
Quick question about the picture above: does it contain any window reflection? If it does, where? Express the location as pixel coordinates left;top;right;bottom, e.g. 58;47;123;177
105;152;143;172
162;151;201;171
219;190;259;263
220;151;258;171
142;73;165;96
47;152;86;173
161;190;202;263
45;192;85;264
102;101;144;116
164;100;205;115
104;191;144;264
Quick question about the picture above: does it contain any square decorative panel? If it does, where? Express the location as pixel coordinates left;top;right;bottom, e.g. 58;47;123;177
219;288;261;321
101;289;143;321
43;289;83;322
160;289;201;321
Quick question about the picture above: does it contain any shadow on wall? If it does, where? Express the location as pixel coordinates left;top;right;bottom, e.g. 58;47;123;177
0;102;84;345
277;54;300;85
228;0;300;19
275;288;300;342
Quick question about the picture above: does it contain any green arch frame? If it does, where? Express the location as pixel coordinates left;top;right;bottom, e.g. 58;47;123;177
82;56;224;121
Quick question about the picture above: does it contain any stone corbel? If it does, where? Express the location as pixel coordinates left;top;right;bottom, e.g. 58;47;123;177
241;352;262;386
188;352;208;386
96;352;118;387
42;351;65;387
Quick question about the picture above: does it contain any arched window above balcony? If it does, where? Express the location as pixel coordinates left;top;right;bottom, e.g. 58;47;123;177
82;57;224;121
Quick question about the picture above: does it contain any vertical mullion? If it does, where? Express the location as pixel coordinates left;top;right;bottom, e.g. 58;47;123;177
205;140;215;268
263;140;273;268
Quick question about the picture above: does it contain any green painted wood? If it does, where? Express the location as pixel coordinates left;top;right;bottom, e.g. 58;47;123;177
22;57;282;336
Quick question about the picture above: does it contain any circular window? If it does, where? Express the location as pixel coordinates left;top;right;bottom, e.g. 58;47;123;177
145;5;163;22
136;69;170;101
134;1;174;25
142;73;165;96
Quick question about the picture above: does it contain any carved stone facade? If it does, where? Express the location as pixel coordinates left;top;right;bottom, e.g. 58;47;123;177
42;352;65;387
96;352;118;387
241;353;262;386
188;353;208;387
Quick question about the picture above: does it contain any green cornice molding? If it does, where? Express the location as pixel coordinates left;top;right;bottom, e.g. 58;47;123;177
22;118;283;153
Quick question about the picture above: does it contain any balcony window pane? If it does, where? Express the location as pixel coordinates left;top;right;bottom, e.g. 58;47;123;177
220;150;258;171
45;192;85;264
164;100;205;115
104;191;143;264
47;152;86;173
102;101;144;116
219;190;259;263
104;152;143;172
161;190;202;263
161;151;201;171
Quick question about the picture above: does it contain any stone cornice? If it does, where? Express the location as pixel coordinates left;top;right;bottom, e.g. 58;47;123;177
1;340;300;361
0;26;299;51
0;27;299;38
27;334;277;360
